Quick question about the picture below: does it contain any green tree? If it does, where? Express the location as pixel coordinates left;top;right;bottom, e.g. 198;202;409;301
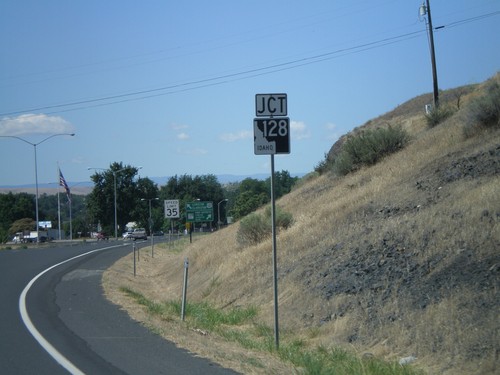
134;177;160;233
0;192;35;242
230;178;269;220
159;174;225;231
87;162;150;236
60;194;89;239
265;170;299;199
9;218;36;234
0;192;35;229
38;193;59;226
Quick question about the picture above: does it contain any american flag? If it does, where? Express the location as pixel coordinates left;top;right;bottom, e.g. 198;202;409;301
59;168;71;201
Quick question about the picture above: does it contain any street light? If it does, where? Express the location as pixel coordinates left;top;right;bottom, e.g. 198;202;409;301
1;133;75;243
217;199;228;230
88;165;143;240
141;197;159;257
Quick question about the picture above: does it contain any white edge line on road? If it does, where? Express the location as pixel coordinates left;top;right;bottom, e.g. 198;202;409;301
19;243;127;375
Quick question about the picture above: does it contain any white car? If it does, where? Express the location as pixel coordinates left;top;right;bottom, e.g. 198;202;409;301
130;228;147;240
122;231;134;239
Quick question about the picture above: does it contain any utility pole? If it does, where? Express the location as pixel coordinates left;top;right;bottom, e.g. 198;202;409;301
420;0;439;108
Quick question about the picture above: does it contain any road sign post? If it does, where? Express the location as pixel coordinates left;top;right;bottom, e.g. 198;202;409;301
253;93;290;350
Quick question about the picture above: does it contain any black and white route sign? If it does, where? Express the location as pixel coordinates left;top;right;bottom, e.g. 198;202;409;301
255;93;287;117
254;117;290;155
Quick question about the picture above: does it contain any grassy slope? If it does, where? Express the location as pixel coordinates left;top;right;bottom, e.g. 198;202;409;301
104;75;499;374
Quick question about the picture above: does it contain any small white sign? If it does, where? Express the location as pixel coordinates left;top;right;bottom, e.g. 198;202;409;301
164;199;180;218
255;93;287;117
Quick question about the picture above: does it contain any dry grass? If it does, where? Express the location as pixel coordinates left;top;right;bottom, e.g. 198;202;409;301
103;77;499;374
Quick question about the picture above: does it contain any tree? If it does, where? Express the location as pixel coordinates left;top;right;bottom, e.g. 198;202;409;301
9;218;36;234
265;170;299;199
229;178;269;220
38;193;59;225
159;174;225;231
134;177;160;232
226;171;298;221
87;162;154;235
0;192;35;229
0;192;35;243
231;189;268;219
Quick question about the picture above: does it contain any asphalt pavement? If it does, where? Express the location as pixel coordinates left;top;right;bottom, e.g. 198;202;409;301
0;241;239;374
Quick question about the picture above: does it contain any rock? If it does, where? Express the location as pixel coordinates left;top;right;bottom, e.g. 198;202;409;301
399;355;417;365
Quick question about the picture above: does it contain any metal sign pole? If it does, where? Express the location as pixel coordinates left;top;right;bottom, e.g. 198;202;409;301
181;258;189;321
133;242;136;277
270;154;279;349
254;92;288;351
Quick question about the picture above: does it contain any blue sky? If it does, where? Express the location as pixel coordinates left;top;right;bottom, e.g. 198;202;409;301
1;0;499;186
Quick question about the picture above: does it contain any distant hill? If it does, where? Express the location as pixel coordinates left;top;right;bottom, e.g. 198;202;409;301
104;73;500;374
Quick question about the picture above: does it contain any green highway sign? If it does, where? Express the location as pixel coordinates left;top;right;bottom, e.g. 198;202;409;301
186;201;214;222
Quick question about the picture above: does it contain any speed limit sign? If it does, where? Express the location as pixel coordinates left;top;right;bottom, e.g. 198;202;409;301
164;199;180;218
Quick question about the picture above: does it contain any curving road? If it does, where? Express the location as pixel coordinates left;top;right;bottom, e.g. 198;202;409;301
0;241;238;374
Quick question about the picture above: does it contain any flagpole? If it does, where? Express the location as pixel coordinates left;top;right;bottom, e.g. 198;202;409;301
57;164;61;240
69;192;73;241
57;190;61;240
58;166;72;241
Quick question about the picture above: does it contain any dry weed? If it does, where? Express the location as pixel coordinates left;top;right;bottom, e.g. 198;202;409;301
103;80;499;374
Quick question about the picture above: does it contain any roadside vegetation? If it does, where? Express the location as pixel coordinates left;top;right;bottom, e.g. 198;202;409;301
237;205;294;247
332;125;409;176
121;286;422;375
104;73;500;375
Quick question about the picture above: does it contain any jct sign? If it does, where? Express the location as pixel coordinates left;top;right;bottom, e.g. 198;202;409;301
255;93;287;117
254;93;289;155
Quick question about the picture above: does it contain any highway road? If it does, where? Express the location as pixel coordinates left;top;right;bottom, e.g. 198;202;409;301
0;241;238;374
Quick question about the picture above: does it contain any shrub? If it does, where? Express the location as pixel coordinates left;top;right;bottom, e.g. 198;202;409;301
237;206;294;247
425;105;454;127
463;79;500;137
332;126;409;176
314;153;330;175
237;213;268;247
264;206;294;230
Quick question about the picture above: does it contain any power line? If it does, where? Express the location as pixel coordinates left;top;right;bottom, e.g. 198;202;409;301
436;10;500;30
2;10;498;117
0;31;425;117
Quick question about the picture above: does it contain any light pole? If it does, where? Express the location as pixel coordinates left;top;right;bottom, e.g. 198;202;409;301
217;199;228;230
1;133;75;243
141;197;159;257
420;0;439;108
88;165;142;240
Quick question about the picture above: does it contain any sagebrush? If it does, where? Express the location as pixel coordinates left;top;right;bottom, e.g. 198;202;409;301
463;77;500;136
425;105;454;127
332;125;409;176
237;205;293;247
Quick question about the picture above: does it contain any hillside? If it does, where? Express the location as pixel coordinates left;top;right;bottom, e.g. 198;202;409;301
103;74;499;374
